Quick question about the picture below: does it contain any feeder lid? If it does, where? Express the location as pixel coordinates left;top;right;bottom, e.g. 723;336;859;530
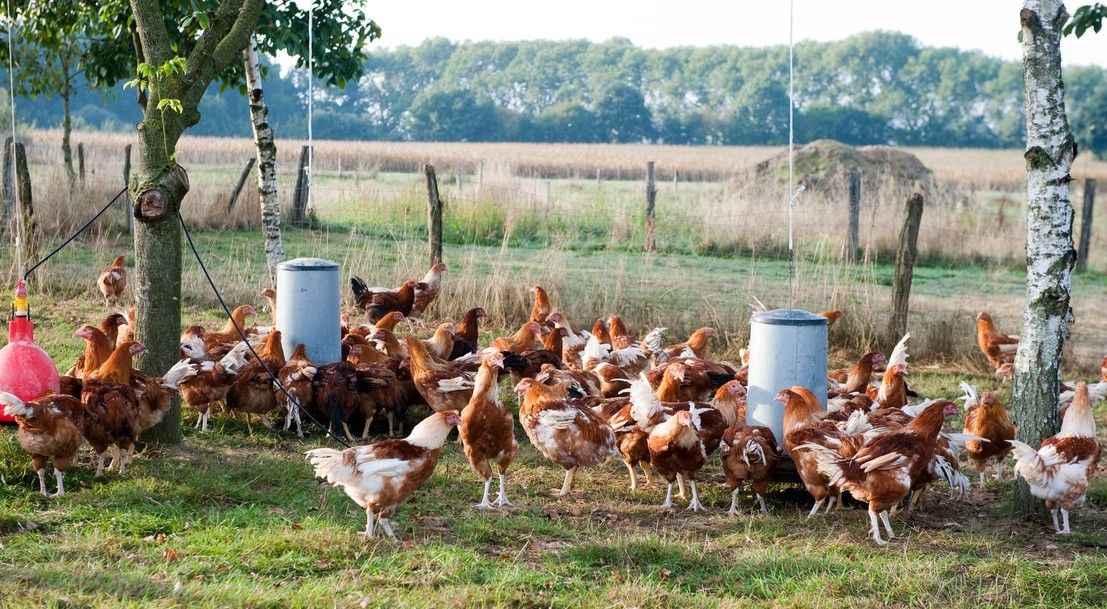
277;258;339;272
751;309;828;326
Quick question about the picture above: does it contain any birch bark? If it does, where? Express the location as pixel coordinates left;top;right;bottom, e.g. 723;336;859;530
244;36;286;283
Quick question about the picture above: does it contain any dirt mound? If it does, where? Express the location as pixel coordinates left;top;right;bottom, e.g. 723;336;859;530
751;139;934;192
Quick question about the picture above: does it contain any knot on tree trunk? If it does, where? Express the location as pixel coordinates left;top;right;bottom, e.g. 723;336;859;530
133;164;190;223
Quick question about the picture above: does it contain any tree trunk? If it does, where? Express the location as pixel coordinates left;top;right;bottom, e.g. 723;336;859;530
60;54;77;188
1011;0;1077;516
245;36;285;283
128;0;264;445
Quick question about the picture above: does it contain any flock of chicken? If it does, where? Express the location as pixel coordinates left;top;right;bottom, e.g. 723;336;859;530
2;258;1104;546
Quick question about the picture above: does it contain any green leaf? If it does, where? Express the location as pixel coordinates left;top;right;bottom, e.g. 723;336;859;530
196;11;210;30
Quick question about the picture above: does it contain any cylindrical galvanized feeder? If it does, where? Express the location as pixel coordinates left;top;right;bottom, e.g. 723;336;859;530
275;258;341;366
746;309;828;454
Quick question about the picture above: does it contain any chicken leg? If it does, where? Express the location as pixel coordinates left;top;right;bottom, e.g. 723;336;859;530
756;493;769;515
475;477;495;509
1057;508;1072;535
807;497;826;518
358;508;377;537
35;468;48;496
868;509;889;546
53;468;66;497
661;482;675;510
625;461;639;491
558;467;577;497
727;488;742;516
379;518;397;539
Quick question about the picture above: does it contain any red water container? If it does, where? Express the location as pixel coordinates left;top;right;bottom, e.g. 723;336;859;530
0;280;59;423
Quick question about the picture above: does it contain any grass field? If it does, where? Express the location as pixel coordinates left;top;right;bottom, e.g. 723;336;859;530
2;131;1107;607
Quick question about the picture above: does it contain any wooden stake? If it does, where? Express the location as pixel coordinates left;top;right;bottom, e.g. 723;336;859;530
227;157;257;213
12;141;36;257
645;161;657;253
1076;178;1096;273
425;163;443;266
124;144;133;234
77;143;86;182
847;169;860;263
888;193;924;346
291;145;310;225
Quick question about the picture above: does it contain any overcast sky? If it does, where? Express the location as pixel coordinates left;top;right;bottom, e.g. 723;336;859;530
366;0;1106;67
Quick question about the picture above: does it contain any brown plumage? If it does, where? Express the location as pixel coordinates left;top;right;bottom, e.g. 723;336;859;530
819;310;845;327
720;422;779;515
829;352;886;394
1010;382;1101;535
802;401;960;545
491;321;541;354
646;358;735;403
607;315;637;350
226;330;286;430
203;305;257;352
312;360;361;441
409;262;447;320
276;344;317;438
305;411;462;539
97;255;127;304
70;325;116;379
351;278;418;323
535;363;602;397
963;390;1016;484
648;410;708;511
350;361;405;439
449;307;487;359
868;363;908;410
177;354;240;433
529;285;552;324
0;392;83;497
515;378;619;497
976;312;1019;369
460;353;519;508
115;308;136;347
780;386;854;517
423;323;456;361
403;335;477;413
81;341;146;476
661;327;719;361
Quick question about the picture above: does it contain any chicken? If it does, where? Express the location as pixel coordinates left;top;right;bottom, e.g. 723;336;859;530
514;378;619;497
819;310;845;327
607;315;638;350
548;312;590;369
491;321;542;354
645;358;735;403
449;307;487;360
829;352;886;394
801;400;960;545
459;352;519;508
311;360;361;441
202;305;258;354
660;327;719;361
0;392;83;497
305;410;462;539
961;383;1015;484
720;422;779;515
116;308;136;347
976;312;1019;370
351;277;418;323
226;330;286;432
70;324;117;379
97;254;127;305
501;329;567;384
276;344;317;438
528;284;553;325
131;364;189;437
535;363;602;397
423;323;456;361
260;287;278;321
349;361;406;440
1101;357;1107;383
408;262;447;322
648;409;708;511
869;364;908;410
583;334;647;382
780;386;858;517
174;343;247;432
1009;382;1101;535
403;335;477;413
82;341;145;476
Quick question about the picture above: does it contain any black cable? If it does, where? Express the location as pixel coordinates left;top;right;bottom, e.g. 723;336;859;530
177;211;351;448
23;187;128;281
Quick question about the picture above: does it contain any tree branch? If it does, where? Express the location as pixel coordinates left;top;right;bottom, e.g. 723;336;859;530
128;0;172;68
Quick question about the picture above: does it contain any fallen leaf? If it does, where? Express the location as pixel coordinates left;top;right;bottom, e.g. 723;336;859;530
267;508;288;515
315;559;331;569
163;548;179;563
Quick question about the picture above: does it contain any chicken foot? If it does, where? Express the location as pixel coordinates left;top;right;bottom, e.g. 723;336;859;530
868;509;893;546
807;497;826;518
727;488;742;516
685;480;704;512
624;461;639;491
661;482;675;510
1052;508;1072;535
475;477;495;509
359;508;377;538
52;468;65;497
491;473;513;507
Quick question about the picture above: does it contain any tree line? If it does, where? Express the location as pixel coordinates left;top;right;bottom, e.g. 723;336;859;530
8;31;1107;158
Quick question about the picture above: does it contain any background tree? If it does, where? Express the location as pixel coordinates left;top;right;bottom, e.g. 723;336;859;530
1011;0;1078;515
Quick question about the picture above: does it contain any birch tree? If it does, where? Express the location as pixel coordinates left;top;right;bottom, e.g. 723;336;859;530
244;37;286;282
1011;0;1078;514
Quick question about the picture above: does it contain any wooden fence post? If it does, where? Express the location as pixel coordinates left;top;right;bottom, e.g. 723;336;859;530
12;141;36;257
227;157;257;214
888;193;924;346
123;144;134;234
77;143;86;182
1076;178;1096;273
476;161;483;201
425;163;443;266
291;145;310;225
847;169;860;263
2;137;12;226
645;161;657;252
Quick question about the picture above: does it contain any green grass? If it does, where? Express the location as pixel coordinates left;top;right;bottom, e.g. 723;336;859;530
2;414;1106;608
